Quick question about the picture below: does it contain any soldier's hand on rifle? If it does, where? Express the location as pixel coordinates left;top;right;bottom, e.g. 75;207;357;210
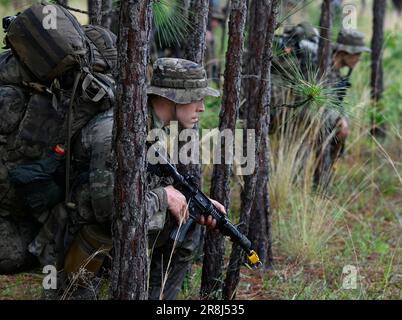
197;198;226;230
164;185;189;225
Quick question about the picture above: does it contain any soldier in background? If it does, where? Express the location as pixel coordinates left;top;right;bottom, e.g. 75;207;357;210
326;29;370;156
206;3;227;85
315;28;370;186
269;21;320;133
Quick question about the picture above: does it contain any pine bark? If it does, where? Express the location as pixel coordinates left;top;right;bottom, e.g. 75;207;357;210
88;0;102;25
318;0;334;79
371;0;386;102
101;0;113;29
184;0;210;65
245;0;273;269
176;0;210;188
370;0;386;136
111;0;153;300
200;0;247;300
223;0;280;300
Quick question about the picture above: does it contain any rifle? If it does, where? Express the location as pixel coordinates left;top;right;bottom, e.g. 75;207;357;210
335;68;353;102
148;147;261;267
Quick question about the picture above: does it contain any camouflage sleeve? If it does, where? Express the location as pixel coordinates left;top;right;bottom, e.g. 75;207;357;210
146;187;169;232
81;110;115;225
81;110;169;229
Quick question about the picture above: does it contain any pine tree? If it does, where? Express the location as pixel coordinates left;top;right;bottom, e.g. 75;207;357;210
88;0;102;25
223;0;280;300
111;0;153;300
370;0;386;137
200;0;248;300
245;0;274;269
318;0;334;79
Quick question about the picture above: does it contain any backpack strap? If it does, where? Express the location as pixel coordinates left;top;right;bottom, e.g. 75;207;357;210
65;71;82;209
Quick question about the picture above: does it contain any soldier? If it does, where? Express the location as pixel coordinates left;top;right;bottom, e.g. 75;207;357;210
269;21;319;133
61;58;223;300
314;29;370;187
323;29;370;162
206;3;227;84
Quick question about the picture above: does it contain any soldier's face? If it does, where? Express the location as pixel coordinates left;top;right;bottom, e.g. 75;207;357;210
343;53;361;68
175;100;205;129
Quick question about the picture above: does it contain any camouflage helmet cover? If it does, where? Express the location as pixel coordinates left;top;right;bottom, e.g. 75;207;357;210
147;58;220;104
335;29;371;54
284;21;319;42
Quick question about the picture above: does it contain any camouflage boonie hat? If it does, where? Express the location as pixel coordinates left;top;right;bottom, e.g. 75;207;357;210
147;58;220;104
335;29;371;54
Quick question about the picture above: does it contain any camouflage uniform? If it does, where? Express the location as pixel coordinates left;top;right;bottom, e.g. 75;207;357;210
148;58;218;299
67;58;219;299
206;3;226;84
314;29;370;187
324;29;371;133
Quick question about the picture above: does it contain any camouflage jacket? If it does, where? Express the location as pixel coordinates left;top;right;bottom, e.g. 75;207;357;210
28;102;174;266
71;107;173;232
328;67;352;103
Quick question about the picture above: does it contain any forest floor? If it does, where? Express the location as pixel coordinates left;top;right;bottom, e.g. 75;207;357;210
0;1;400;300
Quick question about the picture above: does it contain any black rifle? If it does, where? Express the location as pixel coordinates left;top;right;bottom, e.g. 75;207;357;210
148;148;261;267
335;68;353;102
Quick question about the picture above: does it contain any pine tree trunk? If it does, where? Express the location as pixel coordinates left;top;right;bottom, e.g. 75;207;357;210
223;0;280;300
248;139;272;266
245;0;273;269
101;0;113;29
200;0;247;300
370;0;386;136
111;0;153;300
177;0;210;188
88;0;102;25
184;0;210;65
318;0;334;79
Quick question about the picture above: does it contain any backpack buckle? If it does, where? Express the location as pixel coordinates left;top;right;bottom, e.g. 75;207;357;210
81;72;114;102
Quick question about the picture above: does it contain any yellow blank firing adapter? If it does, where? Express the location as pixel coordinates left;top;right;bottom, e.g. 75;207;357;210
247;250;262;266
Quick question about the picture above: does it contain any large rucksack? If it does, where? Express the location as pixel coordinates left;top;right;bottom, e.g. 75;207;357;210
5;2;118;82
273;22;319;78
83;25;117;74
5;2;88;83
1;3;118;213
0;51;35;86
4;2;116;103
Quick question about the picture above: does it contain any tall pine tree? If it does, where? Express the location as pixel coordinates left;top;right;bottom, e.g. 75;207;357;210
111;0;153;300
